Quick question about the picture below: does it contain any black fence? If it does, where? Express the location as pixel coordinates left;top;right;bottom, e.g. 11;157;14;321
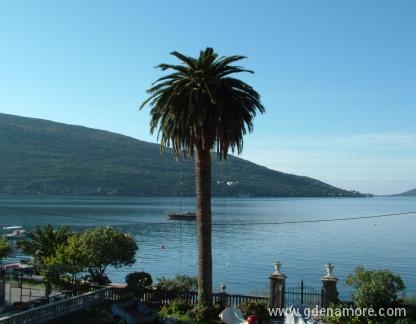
284;280;323;308
106;287;269;307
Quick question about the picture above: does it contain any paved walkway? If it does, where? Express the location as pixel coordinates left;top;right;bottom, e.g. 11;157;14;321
4;283;61;304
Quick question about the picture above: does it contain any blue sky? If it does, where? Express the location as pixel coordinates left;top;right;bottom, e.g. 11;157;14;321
1;0;415;195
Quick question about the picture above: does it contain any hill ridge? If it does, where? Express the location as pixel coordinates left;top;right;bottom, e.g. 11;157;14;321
393;188;416;196
0;112;366;197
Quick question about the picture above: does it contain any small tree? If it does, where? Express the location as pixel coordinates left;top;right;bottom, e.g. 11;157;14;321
80;226;138;285
346;266;405;311
44;235;88;288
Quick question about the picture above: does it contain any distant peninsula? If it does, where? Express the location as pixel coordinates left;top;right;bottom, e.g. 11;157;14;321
393;188;416;196
0;113;368;197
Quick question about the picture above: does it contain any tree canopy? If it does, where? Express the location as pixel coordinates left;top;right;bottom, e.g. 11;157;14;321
80;226;138;283
21;224;71;265
141;47;265;159
21;225;138;288
44;234;88;285
346;266;405;310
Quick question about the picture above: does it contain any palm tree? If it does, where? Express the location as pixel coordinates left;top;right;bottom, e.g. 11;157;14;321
21;224;71;261
21;224;71;296
141;47;265;306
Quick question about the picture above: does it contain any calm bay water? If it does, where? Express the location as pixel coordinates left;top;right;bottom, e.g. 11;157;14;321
0;196;415;299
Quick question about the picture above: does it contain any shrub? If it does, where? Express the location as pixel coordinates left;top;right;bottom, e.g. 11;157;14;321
239;299;269;323
155;274;197;292
321;302;361;324
345;266;406;322
187;303;211;322
157;299;195;323
125;271;153;289
160;299;192;316
346;266;405;310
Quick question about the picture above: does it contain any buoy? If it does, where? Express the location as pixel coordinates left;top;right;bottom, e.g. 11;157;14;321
160;245;165;250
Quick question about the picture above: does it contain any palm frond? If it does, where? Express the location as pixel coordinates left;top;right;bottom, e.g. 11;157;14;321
140;47;265;158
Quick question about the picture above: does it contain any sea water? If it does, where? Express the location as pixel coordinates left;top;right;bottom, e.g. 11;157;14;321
0;196;415;299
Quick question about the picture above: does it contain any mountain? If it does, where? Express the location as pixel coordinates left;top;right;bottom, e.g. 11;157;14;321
0;113;366;197
394;188;416;196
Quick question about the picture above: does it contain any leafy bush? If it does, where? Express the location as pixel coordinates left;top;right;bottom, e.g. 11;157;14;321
346;266;405;310
186;303;222;323
159;299;192;317
155;274;197;292
125;271;153;289
402;294;416;305
187;303;210;322
321;302;361;324
239;299;269;323
344;266;406;322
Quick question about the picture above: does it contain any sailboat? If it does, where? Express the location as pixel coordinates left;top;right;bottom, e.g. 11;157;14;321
167;172;196;221
167;210;196;220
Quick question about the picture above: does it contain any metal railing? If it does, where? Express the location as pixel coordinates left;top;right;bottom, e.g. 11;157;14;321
0;287;110;324
0;287;270;323
284;280;323;308
106;287;269;307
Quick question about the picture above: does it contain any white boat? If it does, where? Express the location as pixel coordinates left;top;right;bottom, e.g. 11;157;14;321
2;226;26;239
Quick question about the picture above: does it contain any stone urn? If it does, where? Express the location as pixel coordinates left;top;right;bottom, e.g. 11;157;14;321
273;261;283;275
325;263;335;278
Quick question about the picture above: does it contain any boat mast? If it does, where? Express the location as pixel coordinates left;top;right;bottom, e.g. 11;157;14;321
179;171;183;212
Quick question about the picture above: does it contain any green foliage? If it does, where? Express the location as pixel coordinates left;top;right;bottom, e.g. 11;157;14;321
159;299;192;318
402;294;416;305
45;235;87;273
140;47;265;160
20;224;137;289
19;224;71;294
0;112;367;197
43;234;88;287
158;300;220;324
155;274;198;292
346;266;405;311
20;224;71;265
125;271;153;289
239;299;269;323
187;303;211;322
321;302;362;324
0;239;12;261
80;226;138;282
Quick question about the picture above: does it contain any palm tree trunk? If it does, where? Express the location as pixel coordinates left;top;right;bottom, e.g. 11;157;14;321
195;148;212;306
